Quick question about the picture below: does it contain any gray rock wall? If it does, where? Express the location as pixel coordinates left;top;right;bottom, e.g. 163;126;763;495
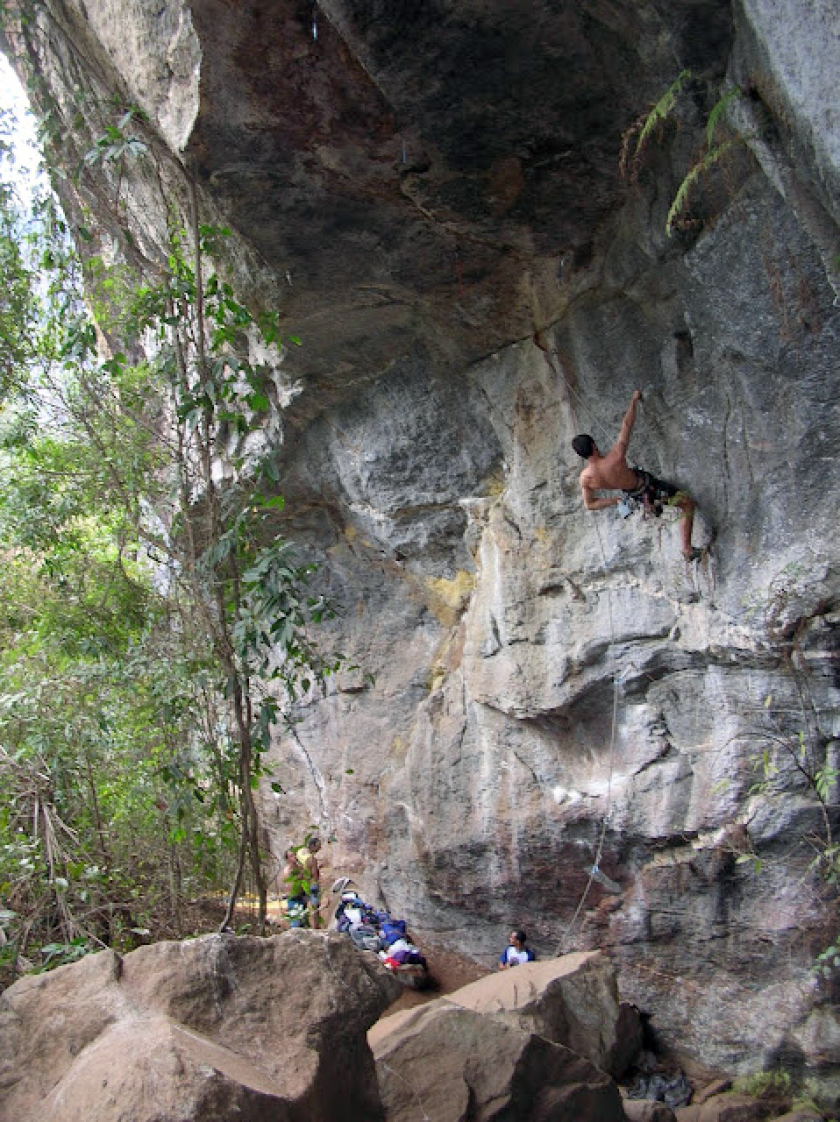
5;0;839;1086
278;167;840;1080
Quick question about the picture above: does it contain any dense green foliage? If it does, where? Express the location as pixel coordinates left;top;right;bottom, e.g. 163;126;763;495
0;91;334;984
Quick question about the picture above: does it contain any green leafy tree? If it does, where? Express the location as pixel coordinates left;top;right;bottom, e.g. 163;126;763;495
0;58;338;975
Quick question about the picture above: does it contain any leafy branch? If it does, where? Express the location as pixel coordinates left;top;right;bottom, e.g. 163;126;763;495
620;71;745;237
620;69;692;182
0;51;338;971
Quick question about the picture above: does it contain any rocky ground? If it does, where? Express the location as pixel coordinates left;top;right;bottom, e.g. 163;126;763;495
1;925;835;1120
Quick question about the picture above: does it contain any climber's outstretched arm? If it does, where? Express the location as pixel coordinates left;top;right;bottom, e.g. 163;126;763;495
614;389;642;456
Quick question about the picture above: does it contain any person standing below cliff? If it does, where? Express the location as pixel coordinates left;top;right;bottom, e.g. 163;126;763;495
296;836;323;928
498;929;535;969
571;390;701;561
279;847;308;928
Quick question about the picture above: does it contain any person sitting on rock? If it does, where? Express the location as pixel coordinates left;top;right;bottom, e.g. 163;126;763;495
571;389;701;562
498;929;535;969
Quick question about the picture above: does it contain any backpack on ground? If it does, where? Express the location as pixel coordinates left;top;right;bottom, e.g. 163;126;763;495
349;923;382;952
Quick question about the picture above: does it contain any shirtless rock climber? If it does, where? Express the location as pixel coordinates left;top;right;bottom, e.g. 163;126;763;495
571;390;701;561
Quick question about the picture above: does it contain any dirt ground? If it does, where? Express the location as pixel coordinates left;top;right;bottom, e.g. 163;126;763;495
381;934;493;1015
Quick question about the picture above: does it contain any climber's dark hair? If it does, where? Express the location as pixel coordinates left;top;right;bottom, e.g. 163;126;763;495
572;434;595;459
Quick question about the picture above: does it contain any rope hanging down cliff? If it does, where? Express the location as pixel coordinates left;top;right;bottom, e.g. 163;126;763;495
536;335;709;946
552;377;699;950
554;509;620;955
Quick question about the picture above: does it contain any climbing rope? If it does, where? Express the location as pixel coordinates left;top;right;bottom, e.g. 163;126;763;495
537;339;622;449
553;393;622;957
544;345;705;951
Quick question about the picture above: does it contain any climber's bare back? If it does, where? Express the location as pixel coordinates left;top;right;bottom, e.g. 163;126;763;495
579;447;639;495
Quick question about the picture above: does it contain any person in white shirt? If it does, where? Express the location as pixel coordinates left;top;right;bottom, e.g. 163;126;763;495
498;928;535;969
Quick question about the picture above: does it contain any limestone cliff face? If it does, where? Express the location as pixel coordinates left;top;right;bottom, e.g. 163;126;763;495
6;0;840;1084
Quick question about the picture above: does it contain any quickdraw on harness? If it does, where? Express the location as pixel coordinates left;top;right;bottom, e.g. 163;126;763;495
618;468;673;521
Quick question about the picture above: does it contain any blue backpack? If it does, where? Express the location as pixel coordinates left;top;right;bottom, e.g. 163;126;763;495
380;919;408;947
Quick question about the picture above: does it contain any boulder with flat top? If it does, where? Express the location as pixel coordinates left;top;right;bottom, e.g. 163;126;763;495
369;949;634;1121
0;930;401;1122
446;949;640;1077
371;999;625;1122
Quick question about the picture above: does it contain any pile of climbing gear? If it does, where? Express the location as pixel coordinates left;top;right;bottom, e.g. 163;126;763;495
331;880;430;988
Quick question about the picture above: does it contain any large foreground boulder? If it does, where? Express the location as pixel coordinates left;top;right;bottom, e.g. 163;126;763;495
371;1000;625;1122
446;949;639;1076
0;930;401;1122
369;950;632;1121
